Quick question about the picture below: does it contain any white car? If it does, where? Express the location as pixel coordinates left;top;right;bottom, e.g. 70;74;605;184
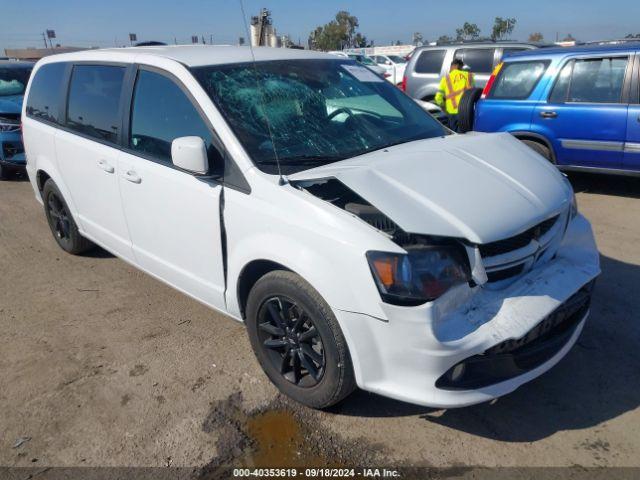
22;46;600;409
373;54;408;85
346;53;387;77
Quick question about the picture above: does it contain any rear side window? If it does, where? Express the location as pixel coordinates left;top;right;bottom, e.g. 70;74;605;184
550;57;628;104
414;50;446;74
454;48;495;74
569;57;628;103
26;62;66;124
129;69;219;166
66;65;126;143
490;61;549;99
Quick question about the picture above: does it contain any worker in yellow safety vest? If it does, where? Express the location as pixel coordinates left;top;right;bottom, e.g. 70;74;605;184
434;59;475;132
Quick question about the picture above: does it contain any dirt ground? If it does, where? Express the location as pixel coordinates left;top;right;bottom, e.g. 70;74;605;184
1;172;639;470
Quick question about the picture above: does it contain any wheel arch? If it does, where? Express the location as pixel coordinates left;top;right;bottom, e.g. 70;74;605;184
36;169;52;192
33;164;81;225
510;131;557;163
236;259;292;320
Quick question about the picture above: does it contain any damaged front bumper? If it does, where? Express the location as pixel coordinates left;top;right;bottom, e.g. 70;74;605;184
336;214;600;408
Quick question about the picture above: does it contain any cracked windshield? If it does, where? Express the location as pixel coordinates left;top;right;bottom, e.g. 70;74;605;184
192;59;446;174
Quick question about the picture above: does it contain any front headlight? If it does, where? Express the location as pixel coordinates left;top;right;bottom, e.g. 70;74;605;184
367;243;470;306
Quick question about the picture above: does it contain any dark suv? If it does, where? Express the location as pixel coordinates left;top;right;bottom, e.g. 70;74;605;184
0;61;33;179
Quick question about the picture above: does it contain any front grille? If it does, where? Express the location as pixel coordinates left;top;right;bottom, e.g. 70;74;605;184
479;216;559;258
0;113;20;121
486;263;525;282
0;114;21;133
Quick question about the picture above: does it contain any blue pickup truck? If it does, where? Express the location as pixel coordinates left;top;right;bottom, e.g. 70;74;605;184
468;43;640;176
0;61;33;179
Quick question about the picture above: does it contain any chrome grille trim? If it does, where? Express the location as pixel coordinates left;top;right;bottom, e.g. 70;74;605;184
479;213;565;285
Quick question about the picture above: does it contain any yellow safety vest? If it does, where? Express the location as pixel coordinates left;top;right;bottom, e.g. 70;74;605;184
435;70;475;115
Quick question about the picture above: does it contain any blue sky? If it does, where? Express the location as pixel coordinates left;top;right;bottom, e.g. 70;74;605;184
2;0;639;51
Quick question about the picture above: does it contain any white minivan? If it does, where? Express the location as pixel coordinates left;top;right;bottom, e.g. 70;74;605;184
22;46;600;409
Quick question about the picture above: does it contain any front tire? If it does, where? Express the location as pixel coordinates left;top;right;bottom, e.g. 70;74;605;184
42;179;94;254
246;271;356;409
521;139;553;162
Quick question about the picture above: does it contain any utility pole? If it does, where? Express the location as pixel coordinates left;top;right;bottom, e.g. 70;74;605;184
42;32;48;48
210;34;213;44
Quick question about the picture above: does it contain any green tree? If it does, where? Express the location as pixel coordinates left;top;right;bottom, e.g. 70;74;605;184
437;35;453;43
354;32;370;48
308;11;370;50
528;32;544;42
625;33;640;38
562;33;576;42
412;32;424;46
455;22;481;41
491;17;517;41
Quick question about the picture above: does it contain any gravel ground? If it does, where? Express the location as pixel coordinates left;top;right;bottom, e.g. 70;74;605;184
0;172;639;470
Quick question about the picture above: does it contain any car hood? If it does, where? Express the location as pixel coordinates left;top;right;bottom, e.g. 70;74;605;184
289;132;572;244
0;95;24;114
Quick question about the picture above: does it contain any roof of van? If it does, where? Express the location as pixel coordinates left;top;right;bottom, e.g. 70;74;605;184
39;45;335;67
506;41;640;59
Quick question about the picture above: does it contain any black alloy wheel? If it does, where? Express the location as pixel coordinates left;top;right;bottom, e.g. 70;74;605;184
257;296;326;388
46;191;73;249
42;179;93;254
245;270;356;408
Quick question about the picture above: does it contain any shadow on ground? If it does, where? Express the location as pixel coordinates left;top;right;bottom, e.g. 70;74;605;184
567;171;640;199
333;252;640;442
81;246;115;258
1;169;29;182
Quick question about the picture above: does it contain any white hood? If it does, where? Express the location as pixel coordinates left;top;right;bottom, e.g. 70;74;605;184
290;133;572;244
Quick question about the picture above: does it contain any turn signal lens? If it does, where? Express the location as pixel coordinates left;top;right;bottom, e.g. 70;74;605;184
372;256;397;288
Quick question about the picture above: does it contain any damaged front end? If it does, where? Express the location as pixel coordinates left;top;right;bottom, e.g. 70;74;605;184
294;176;575;308
288;133;600;406
296;178;474;306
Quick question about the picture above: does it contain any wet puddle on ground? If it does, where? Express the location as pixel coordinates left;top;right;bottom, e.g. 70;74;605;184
199;392;379;476
243;409;327;467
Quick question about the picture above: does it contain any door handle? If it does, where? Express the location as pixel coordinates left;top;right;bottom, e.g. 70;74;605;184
97;159;115;173
123;170;142;184
539;111;558;119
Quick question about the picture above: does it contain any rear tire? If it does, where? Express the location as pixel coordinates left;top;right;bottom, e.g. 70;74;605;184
521;139;553;162
246;270;356;409
42;179;94;254
457;87;483;133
